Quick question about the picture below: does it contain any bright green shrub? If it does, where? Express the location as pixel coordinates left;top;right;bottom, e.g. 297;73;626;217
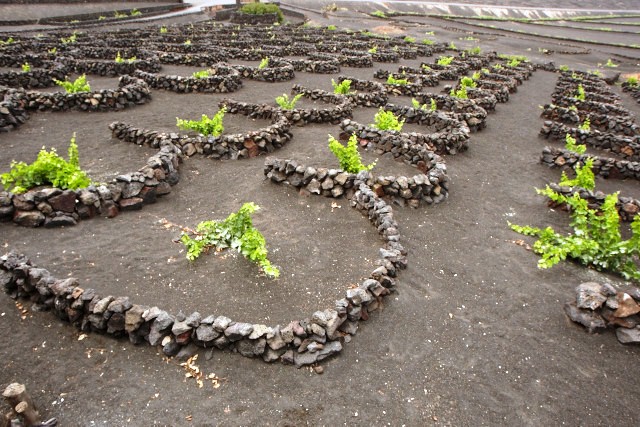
328;134;375;173
176;107;226;136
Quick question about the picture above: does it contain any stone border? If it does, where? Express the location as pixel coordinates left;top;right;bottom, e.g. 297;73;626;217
0;87;29;132
622;82;640;105
540;104;639;136
413;93;488;132
540;146;640;181
110;103;292;160
0;139;182;227
130;68;242;94
540;120;640;162
232;58;295;82
19;75;151;112
340;103;470;156
1;170;408;368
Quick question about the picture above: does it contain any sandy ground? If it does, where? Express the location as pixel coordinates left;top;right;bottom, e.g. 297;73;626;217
1;1;640;426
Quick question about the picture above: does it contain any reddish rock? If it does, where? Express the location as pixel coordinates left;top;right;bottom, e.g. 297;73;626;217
118;197;143;211
13;210;44;227
48;190;77;213
614;293;640;318
243;139;259;158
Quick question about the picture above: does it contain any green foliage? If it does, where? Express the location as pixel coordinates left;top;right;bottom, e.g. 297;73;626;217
371;10;386;18
114;11;127;19
568;105;578;112
425;31;435;35
48;47;57;54
332;79;352;95
450;85;468;99
60;31;77;44
448;41;457;50
368;45;378;53
160;26;168;34
130;8;142;17
510;191;640;281
69;20;80;24
275;93;303;110
54;74;90;93
429;97;437;111
411;97;436;111
327;25;337;31
559;64;570;72
328;133;375;173
578;117;591;132
192;70;210;79
471;71;481;80
115;51;136;64
176;107;226;137
184;39;192;46
0;37;15;45
180;203;280;278
588;69;604;77
404;36;416;43
460;76;477;88
258;57;269;69
559;157;595;190
98;16;106;21
386;75;408;85
1;133;91;194
565;133;586;154
465;46;481;55
437;56;454;66
239;2;284;23
506;58;521;67
605;58;618;68
575;84;586;101
422;38;434;45
21;63;30;72
372;108;404;131
627;76;639;87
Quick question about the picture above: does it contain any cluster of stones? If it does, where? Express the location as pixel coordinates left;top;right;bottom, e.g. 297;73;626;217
0;68;66;89
131;68;242;93
7;75;151;113
0;140;181;227
565;282;640;344
621;80;640;104
110;104;292;160
232;58;296;82
0;171;406;367
62;58;161;78
264;154;447;207
0;87;29;132
541;104;639;136
302;76;388;108
340;105;470;156
223;94;352;127
540;146;640;180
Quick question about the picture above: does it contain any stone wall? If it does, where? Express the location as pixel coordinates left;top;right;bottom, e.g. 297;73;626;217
540;104;639;136
622;81;640;105
1;170;408;367
130;69;242;94
0;140;181;227
540;146;640;181
545;183;640;222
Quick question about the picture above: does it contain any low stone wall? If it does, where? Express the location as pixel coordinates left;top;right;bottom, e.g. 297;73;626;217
0;88;29;132
20;75;151;112
480;72;518;93
1;170;408;367
157;52;229;67
343;103;470;156
475;80;510;103
110;105;292;160
333;76;388;107
545;183;640;222
540;120;640;162
540;104;640;136
66;59;161;77
288;58;340;74
232;59;295;82
552;89;620;105
622;82;640;105
540;146;640;181
444;86;498;112
0;68;66;89
371;50;399;63
230;12;280;25
395;66;440;87
0;140;182;227
0;53;48;68
554;97;632;118
130;69;242;94
565;282;640;344
414;93;488;132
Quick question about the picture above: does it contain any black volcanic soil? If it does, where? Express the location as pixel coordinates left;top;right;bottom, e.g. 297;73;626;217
1;2;640;425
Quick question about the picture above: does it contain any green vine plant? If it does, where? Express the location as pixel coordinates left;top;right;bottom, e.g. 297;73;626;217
411;97;437;111
21;63;30;72
192;70;211;79
604;58;618;68
436;56;454;66
510;190;640;281
0;37;14;45
386;75;409;85
422;38;434;45
160;26;168;34
558;157;595;191
60;31;77;44
180;203;280;278
332;78;352;95
372;108;405;131
1;133;92;194
54;74;90;93
559;64;570;72
450;85;468;99
466;46;481;55
115;51;136;64
575;84;586;101
258;57;269;69
565;133;586;154
506;58;521;67
275;93;303;110
176;107;226;137
626;76;639;87
460;76;477;88
404;36;416;43
368;45;378;54
328;133;376;173
578;117;591;132
371;10;386;18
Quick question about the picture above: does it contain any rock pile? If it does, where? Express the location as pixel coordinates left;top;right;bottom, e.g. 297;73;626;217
131;68;242;93
565;282;640;344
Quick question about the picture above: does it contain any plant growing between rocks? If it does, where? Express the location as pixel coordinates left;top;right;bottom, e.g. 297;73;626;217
372;108;404;131
575;84;586;101
21;63;30;72
626;76;638;87
422;38;434;45
239;2;284;23
371;10;386;18
332;79;352;95
60;31;77;44
179;202;280;278
404;36;416;43
115;51;136;64
328;134;376;173
386;75;408;85
258;57;269;70
411;97;436;111
578;117;591;132
160;26;168;34
565;133;586;154
1;133;91;194
176;107;226;137
275;93;303;110
437;56;454;66
460;76;477;88
450;86;468;99
0;37;14;45
54;74;90;93
192;70;210;79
